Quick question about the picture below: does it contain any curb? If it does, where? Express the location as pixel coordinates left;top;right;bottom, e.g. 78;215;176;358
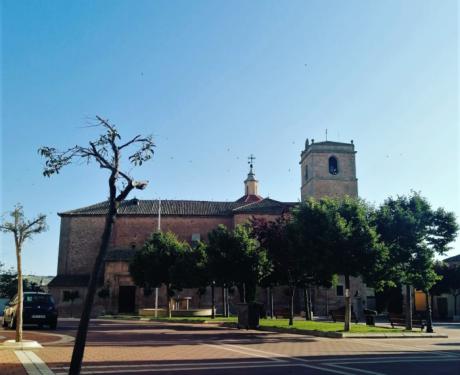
255;326;448;339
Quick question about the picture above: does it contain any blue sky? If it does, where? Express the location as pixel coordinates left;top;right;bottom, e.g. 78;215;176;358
1;0;458;275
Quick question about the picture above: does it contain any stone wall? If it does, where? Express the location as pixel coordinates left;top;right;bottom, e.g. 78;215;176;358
300;142;358;201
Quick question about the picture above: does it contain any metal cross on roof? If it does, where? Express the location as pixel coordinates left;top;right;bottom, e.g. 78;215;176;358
248;154;256;169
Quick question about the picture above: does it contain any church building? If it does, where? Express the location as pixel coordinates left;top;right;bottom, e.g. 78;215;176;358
48;139;373;317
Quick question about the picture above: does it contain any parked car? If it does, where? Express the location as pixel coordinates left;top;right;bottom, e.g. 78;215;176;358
0;298;9;316
2;292;58;329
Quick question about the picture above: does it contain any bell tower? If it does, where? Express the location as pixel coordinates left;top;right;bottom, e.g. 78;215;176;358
300;139;358;201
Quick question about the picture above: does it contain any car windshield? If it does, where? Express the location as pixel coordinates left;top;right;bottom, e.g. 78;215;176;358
24;294;54;305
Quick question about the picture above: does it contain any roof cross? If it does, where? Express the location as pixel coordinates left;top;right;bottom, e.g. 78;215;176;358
248;154;256;170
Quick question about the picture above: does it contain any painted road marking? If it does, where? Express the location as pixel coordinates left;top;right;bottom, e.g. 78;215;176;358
52;363;294;375
50;360;278;370
332;357;460;365
352;338;460;357
207;342;363;374
15;350;55;375
205;343;287;362
326;363;386;375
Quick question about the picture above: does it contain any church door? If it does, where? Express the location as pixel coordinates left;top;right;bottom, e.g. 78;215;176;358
118;286;136;313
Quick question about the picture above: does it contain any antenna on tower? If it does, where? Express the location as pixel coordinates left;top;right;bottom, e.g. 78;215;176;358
325;129;328;141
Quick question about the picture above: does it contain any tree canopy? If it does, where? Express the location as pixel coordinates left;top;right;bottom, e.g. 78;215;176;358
375;192;458;289
130;231;206;317
207;224;270;303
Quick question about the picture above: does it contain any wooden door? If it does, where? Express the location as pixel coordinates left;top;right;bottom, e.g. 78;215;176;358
118;286;136;313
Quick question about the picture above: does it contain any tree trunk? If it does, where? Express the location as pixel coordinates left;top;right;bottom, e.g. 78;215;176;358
225;287;229;317
15;244;23;343
289;285;295;326
222;286;226;317
405;284;413;330
69;204;117;375
242;283;246;303
211;283;215;319
266;288;270;318
303;288;309;321
344;275;351;332
269;287;274;319
454;294;458;316
425;291;434;333
167;286;172;319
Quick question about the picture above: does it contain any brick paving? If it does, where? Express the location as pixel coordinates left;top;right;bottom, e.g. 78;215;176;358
2;319;460;374
0;350;27;375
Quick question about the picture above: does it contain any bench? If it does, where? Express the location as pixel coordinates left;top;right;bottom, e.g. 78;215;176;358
388;313;425;331
329;307;358;324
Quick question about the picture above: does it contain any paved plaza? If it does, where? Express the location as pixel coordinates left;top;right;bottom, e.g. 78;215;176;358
1;319;460;374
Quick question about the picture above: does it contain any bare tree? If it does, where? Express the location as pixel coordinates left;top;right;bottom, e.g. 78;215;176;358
39;116;154;375
0;205;47;342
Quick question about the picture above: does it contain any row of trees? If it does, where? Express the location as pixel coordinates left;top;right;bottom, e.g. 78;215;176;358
129;193;458;333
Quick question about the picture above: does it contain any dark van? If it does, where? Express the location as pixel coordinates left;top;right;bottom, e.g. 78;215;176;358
2;292;58;329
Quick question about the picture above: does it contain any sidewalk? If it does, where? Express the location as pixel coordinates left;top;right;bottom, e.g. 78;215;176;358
0;350;27;375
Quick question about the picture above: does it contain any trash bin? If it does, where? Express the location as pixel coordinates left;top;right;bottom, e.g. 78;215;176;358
364;309;377;326
237;302;262;329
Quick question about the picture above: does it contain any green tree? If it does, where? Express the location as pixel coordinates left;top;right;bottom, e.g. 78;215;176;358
39;116;154;375
206;225;235;317
207;224;270;305
291;200;340;321
251;216;299;325
375;192;458;331
316;197;386;332
129;232;198;318
0;263;18;299
0;205;47;342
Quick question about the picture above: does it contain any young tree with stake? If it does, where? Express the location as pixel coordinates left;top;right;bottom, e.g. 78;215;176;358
39;116;154;375
0;205;47;342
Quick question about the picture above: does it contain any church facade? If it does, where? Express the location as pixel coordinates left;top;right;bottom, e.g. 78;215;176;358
48;140;373;317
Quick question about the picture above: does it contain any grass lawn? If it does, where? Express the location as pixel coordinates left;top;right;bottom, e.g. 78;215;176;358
100;315;411;334
259;319;407;333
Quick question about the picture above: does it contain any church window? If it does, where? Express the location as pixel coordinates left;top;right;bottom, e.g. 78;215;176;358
305;166;308;181
329;156;338;175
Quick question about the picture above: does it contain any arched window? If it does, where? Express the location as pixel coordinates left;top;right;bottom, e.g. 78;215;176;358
305;166;309;181
329;156;338;175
